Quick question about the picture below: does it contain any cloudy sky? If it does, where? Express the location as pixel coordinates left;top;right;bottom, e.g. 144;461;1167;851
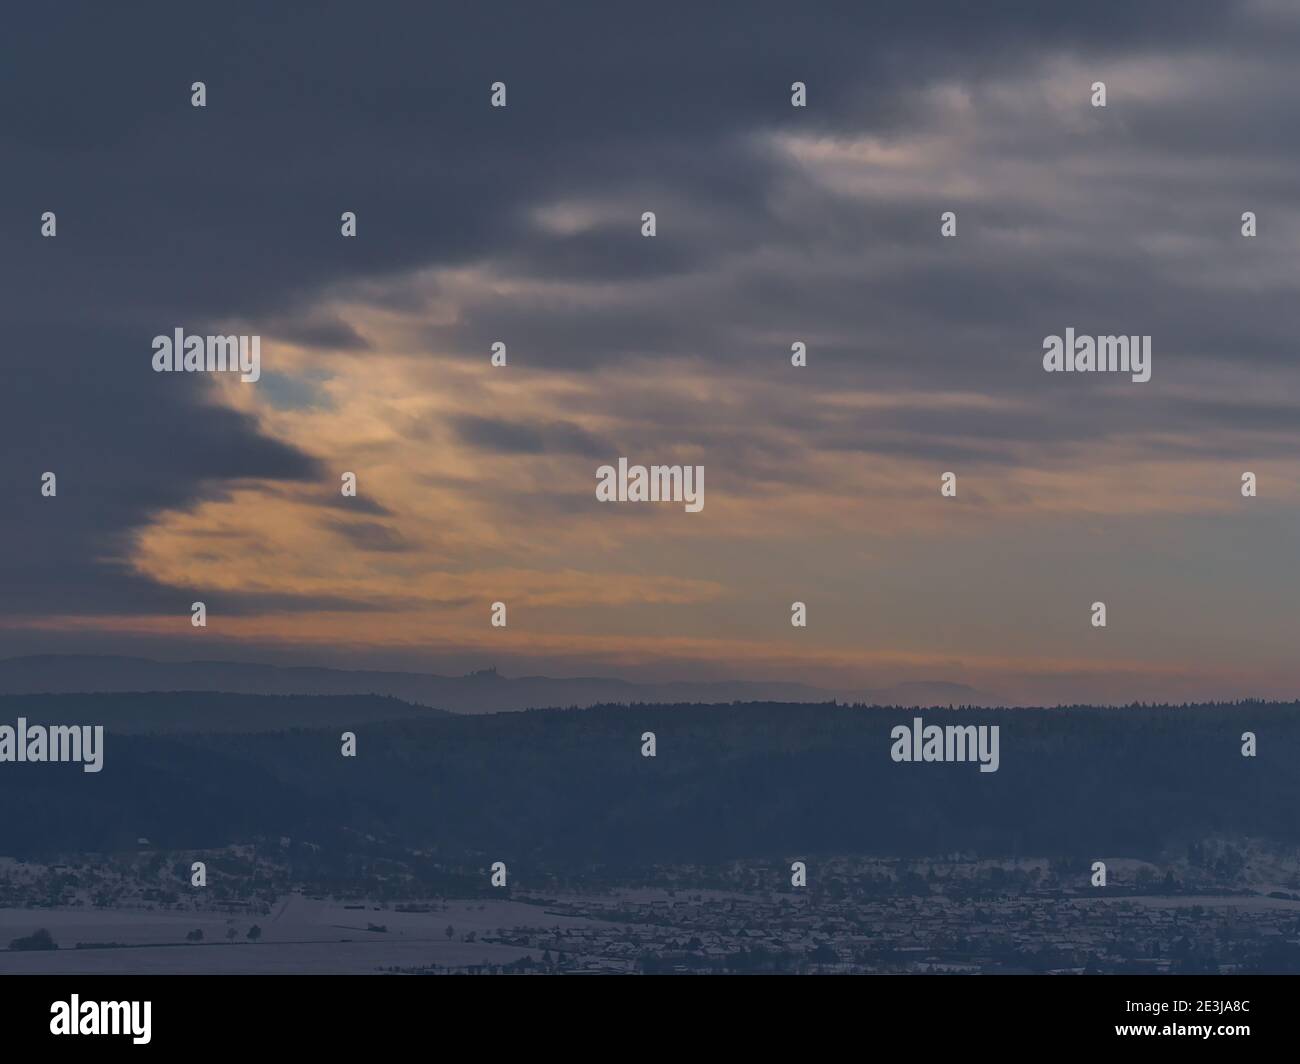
3;1;1299;704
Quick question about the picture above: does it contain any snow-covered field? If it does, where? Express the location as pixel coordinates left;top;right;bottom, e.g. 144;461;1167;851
0;894;608;973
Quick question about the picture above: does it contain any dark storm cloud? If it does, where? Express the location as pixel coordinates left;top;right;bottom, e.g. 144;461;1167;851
451;415;613;457
325;519;412;554
0;0;1272;617
321;492;394;518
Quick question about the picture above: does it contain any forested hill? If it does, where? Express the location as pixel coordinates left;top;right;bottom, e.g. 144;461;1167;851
0;696;1293;863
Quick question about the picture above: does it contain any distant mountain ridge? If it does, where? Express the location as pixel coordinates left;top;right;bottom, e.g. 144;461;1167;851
0;691;444;734
0;655;1002;713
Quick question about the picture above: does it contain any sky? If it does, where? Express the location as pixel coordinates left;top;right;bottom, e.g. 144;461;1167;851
2;1;1299;705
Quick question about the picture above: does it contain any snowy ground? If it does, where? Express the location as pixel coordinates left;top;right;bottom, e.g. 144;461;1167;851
0;893;611;973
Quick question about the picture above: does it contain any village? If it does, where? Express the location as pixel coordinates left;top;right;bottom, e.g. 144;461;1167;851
2;842;1298;974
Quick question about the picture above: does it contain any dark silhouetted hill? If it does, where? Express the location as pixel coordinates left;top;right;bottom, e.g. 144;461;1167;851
0;695;1291;864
